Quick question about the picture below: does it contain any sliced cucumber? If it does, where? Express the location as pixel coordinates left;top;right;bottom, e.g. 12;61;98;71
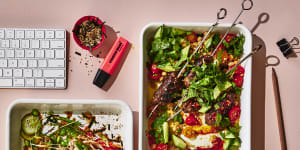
232;138;241;147
199;105;211;113
172;135;186;150
223;138;232;150
20;130;34;140
21;114;42;135
224;129;236;139
162;122;169;143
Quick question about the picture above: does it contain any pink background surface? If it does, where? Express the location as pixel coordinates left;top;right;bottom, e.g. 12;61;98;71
1;0;300;149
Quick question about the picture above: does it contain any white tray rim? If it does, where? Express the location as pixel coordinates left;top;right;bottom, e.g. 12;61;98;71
6;99;133;150
139;22;252;150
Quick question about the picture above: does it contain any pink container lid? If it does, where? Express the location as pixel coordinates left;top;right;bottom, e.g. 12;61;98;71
72;16;106;51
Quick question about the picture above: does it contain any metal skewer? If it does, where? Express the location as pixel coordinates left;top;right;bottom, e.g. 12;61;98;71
171;0;254;116
211;0;253;56
148;8;227;118
177;8;227;78
167;44;262;122
173;0;253;111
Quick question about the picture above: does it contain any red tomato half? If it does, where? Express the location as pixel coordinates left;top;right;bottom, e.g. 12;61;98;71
229;107;241;121
148;71;161;80
150;63;162;74
225;34;236;43
234;65;245;76
187;32;198;43
155;143;168;150
233;75;244;87
185;114;200;126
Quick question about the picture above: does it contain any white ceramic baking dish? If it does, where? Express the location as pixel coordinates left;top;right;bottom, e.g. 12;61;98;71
6;99;133;150
139;23;252;150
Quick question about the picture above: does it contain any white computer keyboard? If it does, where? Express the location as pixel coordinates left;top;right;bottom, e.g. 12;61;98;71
0;28;66;89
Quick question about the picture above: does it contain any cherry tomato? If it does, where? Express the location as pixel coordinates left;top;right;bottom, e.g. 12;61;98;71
185;114;200;126
234;65;245;76
187;32;197;43
150;63;162;74
229;107;241;121
148;71;161;80
155;143;168;150
225;34;236;43
233;75;244;87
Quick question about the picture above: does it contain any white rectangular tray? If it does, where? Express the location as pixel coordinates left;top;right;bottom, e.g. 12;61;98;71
139;23;252;150
6;99;133;150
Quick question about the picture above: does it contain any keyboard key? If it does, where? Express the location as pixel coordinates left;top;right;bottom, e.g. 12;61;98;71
35;30;44;39
41;40;50;48
31;40;40;48
0;30;4;38
15;30;25;39
13;79;24;87
3;69;12;76
25;49;34;57
6;50;14;57
1;40;9;48
35;50;44;58
13;69;22;77
55;50;64;58
45;50;54;58
0;50;4;57
38;60;47;67
25;30;34;39
36;79;44;87
50;40;64;48
21;40;30;48
0;79;12;87
55;30;65;39
44;69;64;77
25;78;34;87
46;82;54;88
33;69;42;77
15;50;25;57
0;59;7;67
48;60;64;67
24;69;32;77
45;79;54;83
28;60;37;67
0;69;2;76
11;40;20;48
45;30;54;39
5;30;14;39
18;60;27;67
55;79;65;88
8;60;17;67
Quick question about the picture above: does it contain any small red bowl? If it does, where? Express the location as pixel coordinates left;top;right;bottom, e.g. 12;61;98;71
73;16;106;51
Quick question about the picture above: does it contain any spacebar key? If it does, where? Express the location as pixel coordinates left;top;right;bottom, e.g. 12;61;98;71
44;70;64;77
0;79;13;87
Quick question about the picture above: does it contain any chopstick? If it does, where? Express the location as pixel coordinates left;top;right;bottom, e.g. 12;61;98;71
272;67;287;150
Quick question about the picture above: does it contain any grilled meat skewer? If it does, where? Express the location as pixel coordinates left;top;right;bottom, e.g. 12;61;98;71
152;72;184;105
205;93;237;125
